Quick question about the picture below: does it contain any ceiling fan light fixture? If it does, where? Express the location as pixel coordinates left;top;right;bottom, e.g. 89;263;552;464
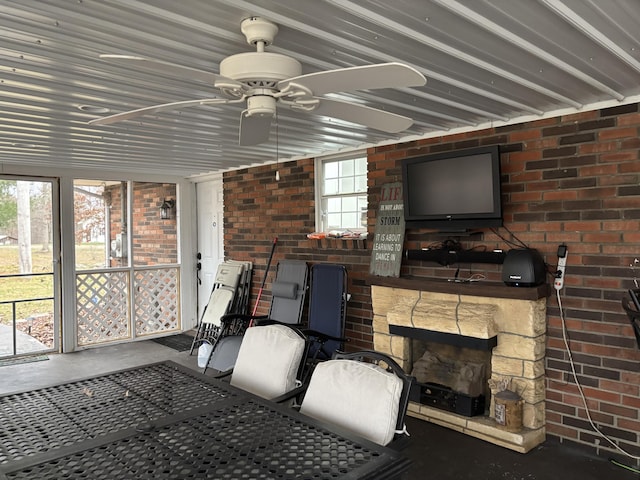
246;96;276;117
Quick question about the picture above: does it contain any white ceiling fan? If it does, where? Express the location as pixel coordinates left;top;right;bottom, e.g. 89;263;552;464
89;16;427;146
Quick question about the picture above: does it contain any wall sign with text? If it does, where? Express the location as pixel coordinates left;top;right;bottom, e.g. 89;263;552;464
369;182;405;277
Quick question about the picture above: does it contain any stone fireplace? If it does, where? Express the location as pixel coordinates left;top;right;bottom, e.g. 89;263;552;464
370;277;548;453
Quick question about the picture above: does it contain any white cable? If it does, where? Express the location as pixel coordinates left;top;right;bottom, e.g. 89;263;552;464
557;288;640;460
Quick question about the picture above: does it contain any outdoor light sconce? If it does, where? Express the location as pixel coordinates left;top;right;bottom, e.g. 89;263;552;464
160;198;175;220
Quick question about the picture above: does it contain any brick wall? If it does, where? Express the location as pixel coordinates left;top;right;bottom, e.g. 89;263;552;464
107;182;177;266
223;103;640;458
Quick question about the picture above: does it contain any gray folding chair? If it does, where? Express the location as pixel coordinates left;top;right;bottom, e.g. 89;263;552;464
203;260;309;373
189;261;246;355
267;260;309;325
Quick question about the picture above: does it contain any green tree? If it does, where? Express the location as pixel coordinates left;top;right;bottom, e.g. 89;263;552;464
0;180;17;233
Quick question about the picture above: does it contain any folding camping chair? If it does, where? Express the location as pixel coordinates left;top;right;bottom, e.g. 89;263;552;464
305;263;348;366
225;260;253;315
202;260;309;373
189;261;248;355
266;260;309;325
298;351;414;447
214;322;309;400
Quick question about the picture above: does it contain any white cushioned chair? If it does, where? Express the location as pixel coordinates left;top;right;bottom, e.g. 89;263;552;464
227;323;307;400
299;350;413;446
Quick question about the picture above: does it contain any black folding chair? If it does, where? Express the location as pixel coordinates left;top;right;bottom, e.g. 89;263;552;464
295;350;415;447
622;289;640;350
306;264;348;361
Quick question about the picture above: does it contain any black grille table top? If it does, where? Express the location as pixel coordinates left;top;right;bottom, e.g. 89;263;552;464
0;361;410;480
0;362;235;465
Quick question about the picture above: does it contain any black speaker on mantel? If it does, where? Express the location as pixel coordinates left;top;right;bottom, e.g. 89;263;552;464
502;249;547;287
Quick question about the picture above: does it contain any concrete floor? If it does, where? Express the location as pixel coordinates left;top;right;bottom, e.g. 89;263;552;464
0;324;49;356
1;340;637;480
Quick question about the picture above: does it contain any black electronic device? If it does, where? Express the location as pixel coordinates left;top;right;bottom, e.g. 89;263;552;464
411;382;485;417
502;248;546;287
401;146;502;231
405;248;506;266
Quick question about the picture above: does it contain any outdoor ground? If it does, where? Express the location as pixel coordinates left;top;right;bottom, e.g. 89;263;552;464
0;243;105;349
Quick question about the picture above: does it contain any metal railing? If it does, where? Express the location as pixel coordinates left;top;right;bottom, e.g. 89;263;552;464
0;272;54;357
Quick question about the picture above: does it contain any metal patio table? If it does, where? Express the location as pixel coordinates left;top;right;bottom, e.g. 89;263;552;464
0;361;410;479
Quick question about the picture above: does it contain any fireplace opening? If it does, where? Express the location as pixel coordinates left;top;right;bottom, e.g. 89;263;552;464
409;340;492;417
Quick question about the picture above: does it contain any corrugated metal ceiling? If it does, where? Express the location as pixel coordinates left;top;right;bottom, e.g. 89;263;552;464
1;0;639;177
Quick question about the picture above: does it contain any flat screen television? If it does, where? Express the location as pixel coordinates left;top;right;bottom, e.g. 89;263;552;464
401;145;502;231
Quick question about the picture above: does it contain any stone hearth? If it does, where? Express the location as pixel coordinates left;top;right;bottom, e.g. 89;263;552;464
370;277;548;453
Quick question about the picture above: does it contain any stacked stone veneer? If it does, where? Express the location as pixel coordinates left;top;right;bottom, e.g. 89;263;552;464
371;285;547;453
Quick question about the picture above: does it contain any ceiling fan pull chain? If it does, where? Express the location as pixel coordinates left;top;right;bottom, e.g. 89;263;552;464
275;111;280;182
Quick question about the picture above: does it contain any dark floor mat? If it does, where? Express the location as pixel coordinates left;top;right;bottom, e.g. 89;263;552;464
0;354;49;367
150;334;194;352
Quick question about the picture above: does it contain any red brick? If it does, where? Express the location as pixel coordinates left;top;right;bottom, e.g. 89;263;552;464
617;418;640;431
600;151;639;162
509;129;542;141
617;112;640;126
578;142;618;154
598;127;638;140
622;395;640;409
543;190;578;200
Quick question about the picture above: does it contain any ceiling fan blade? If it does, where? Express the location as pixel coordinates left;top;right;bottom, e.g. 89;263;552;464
310;97;414;133
239;110;273;146
278;62;426;96
99;54;243;89
88;98;235;125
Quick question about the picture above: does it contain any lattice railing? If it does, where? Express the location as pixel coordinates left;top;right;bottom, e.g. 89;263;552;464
134;267;180;336
76;270;130;346
76;267;180;346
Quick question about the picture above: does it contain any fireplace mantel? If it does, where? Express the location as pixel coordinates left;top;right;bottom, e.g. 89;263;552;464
366;275;550;301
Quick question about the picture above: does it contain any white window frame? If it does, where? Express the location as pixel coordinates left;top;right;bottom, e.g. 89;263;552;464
314;152;368;233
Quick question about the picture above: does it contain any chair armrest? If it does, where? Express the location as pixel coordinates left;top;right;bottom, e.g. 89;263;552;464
217;313;256;336
254;318;303;328
304;329;348;343
219;313;265;325
212;368;233;380
271;383;308;404
191;337;211;347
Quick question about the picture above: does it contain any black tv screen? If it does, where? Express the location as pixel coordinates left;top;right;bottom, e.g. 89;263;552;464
401;146;502;231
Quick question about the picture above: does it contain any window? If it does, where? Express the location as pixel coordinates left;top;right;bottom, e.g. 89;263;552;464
316;154;367;232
